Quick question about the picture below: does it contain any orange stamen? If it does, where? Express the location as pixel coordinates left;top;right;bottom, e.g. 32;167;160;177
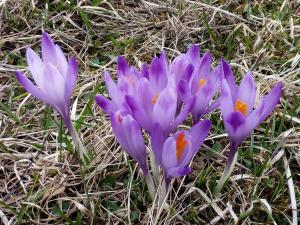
176;132;188;160
234;99;248;116
151;93;160;104
198;79;206;87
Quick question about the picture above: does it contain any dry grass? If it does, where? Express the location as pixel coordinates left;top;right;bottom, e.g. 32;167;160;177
0;0;300;224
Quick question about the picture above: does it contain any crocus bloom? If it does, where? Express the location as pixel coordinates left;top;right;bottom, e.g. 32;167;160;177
173;45;221;122
109;108;148;175
151;120;211;178
94;56;141;115
125;53;195;135
16;32;87;161
216;59;282;192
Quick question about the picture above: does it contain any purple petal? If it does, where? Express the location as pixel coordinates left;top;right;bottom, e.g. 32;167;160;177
186;44;200;64
41;32;57;65
161;137;177;168
141;63;149;79
150;123;166;166
173;96;195;130
117;56;129;77
26;48;44;88
198;51;212;76
152;88;177;132
54;45;68;76
137;78;155;115
94;95;116;114
149;56;168;91
178;79;192;102
104;71;123;106
237;72;256;114
220;59;238;97
110;111;131;153
246;82;283;131
125;95;151;131
190;120;211;153
65;57;77;100
42;63;67;112
166;167;192;178
220;79;234;119
16;71;48;103
122;115;148;175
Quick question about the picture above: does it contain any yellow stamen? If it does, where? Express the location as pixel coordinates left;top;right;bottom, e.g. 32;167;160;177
176;132;188;160
151;93;160;104
234;99;248;116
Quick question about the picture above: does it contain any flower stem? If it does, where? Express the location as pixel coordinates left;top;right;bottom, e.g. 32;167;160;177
145;173;155;200
215;144;238;194
149;150;160;184
159;175;170;206
64;116;89;164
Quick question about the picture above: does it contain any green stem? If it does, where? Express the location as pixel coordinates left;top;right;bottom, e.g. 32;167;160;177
145;173;155;200
64;115;89;164
215;144;238;194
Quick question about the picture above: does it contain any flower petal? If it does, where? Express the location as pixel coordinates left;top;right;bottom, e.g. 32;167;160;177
237;72;256;114
16;71;48;103
246;82;282;132
42;63;67;113
186;44;200;64
166;167;192;178
152;88;177;132
65;57;77;100
55;44;68;76
94;95;116;114
150;123;166;166
190;120;211;153
122;115;148;174
220;79;234;119
104;71;123;106
41;32;57;65
125;95;151;131
220;58;238;97
162;137;177;168
198;51;212;76
26;48;44;88
117;56;129;77
149;56;168;91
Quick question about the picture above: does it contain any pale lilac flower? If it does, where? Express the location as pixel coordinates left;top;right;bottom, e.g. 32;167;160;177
16;32;87;161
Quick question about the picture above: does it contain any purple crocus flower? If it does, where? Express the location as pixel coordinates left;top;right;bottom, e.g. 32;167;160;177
125;53;195;135
94;56;141;115
109;108;148;175
151;120;211;179
216;59;283;192
15;32;87;161
172;45;221;122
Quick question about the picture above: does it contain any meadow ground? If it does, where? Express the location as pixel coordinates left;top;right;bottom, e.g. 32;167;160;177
0;1;300;224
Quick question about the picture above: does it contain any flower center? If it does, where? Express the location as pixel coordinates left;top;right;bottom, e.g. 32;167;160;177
151;93;160;104
176;132;188;160
234;99;248;116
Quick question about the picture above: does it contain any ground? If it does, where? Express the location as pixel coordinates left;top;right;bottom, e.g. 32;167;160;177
0;0;299;224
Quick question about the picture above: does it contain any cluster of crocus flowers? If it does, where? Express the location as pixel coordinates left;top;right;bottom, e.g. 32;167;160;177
16;33;282;200
16;33;88;163
95;45;282;198
95;45;221;199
